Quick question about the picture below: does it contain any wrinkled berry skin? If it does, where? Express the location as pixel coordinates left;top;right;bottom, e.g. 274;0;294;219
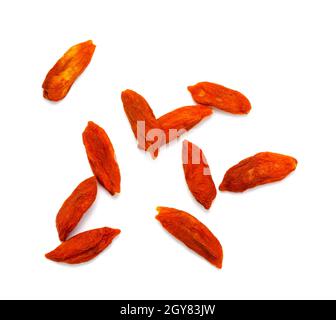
188;81;251;114
56;177;97;241
82;121;121;195
43;40;95;101
182;140;217;209
45;227;121;264
219;152;297;192
156;207;223;268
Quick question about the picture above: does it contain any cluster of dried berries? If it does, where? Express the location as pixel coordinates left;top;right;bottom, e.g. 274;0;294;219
46;121;122;263
43;40;297;268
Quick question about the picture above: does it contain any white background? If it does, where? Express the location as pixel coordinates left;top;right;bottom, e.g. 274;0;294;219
0;0;335;300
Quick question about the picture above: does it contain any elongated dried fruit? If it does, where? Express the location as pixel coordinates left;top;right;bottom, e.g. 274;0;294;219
219;152;298;192
188;81;251;114
42;40;96;101
156;207;223;268
45;227;120;264
182;140;216;209
82;121;121;195
158;105;213;144
121;90;162;158
56;177;97;241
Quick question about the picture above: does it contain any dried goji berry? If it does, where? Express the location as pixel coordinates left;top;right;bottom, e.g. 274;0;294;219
121;89;162;158
45;227;120;264
42;40;96;101
182;140;217;209
188;81;251;114
219;152;298;192
82;121;121;195
56;177;97;241
158;105;213;145
156;207;223;268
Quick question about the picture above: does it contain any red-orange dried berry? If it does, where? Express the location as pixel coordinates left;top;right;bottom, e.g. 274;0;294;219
156;207;223;268
188;81;251;114
82;121;121;195
121;89;162;158
219;152;298;192
45;227;120;264
56;177;97;241
42;40;96;101
158;105;213;144
182;140;216;209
